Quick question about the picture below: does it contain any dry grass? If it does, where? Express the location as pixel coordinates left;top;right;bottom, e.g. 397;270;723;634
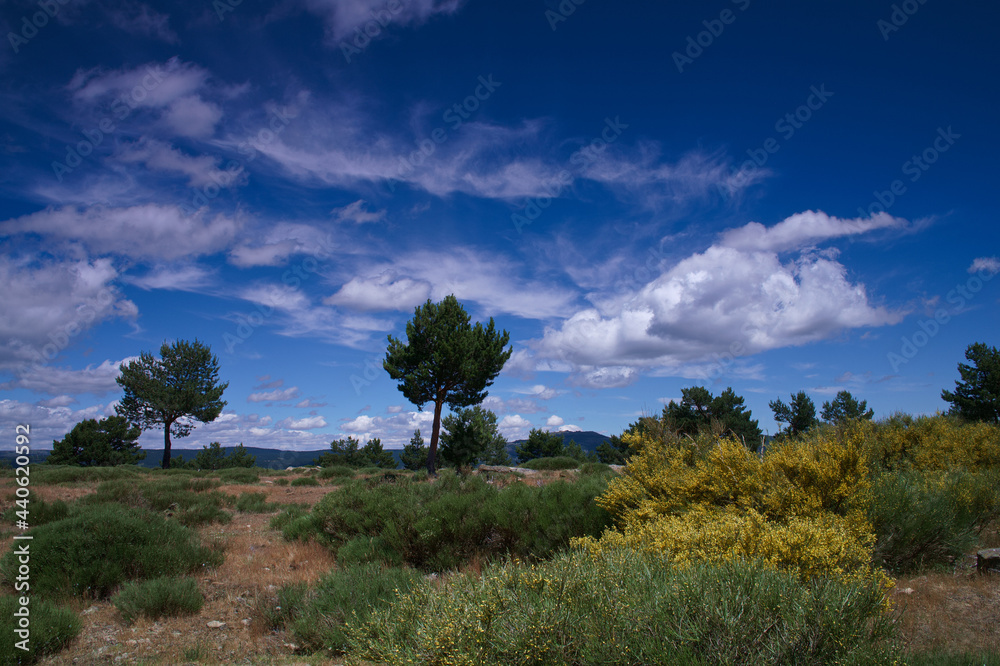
894;566;1000;656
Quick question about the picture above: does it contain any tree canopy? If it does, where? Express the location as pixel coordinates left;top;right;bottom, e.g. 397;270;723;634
400;430;429;471
316;436;396;469
821;390;874;424
770;391;819;439
515;428;565;464
184;442;256;470
439;406;511;469
48;416;144;467
664;386;763;448
384;295;511;475
942;342;1000;423
116;339;228;469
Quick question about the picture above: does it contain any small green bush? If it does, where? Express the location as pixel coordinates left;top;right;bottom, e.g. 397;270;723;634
1;491;69;527
0;504;222;600
216;467;260;484
0;596;80;664
274;478;289;486
275;564;423;654
579;462;616;476
521;456;581;470
112;576;204;624
269;505;309;532
235;492;279;513
319;465;355;479
348;549;899;665
291;476;320;487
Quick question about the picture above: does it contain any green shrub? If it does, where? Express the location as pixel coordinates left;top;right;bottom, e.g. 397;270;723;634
290;476;320;487
0;504;222;599
188;478;220;492
269;505;309;532
0;491;69;527
298;472;611;571
869;469;1000;572
275;564;423;654
216;467;260;484
579;461;616;476
31;464;145;485
112;576;204;624
235;492;278;513
521;456;580;470
318;465;355;480
348;549;899;665
81;478;233;526
0;596;80;664
274;478;290;486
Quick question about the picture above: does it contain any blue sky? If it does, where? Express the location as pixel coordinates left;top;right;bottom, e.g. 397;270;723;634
1;0;997;452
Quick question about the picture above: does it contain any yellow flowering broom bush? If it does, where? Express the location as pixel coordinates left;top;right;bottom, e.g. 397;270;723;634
574;425;887;587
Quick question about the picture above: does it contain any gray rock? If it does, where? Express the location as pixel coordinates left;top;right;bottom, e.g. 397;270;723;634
977;548;1000;574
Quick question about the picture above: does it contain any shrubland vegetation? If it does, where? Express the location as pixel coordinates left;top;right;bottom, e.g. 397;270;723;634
2;330;997;663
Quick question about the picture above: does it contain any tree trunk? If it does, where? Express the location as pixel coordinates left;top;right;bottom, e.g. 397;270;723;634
427;398;444;476
162;422;173;469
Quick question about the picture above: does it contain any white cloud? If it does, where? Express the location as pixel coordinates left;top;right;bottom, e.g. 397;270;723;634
1;359;132;396
113;139;234;188
558;424;583;432
68;57;222;138
303;0;465;41
341;414;376;432
545;415;564;427
520;211;904;386
124;264;215;292
105;2;178;43
247;386;301;402
228;223;335;267
331;200;386;224
240;284;310;312
498;414;532;440
720;210;908;253
0;398;115;447
0;256;137;370
325;272;431;312
2;204;239;261
970;257;1000;275
280;415;328;429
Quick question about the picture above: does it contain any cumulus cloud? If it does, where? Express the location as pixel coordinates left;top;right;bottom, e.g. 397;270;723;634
520;211;905;387
545;415;564;427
